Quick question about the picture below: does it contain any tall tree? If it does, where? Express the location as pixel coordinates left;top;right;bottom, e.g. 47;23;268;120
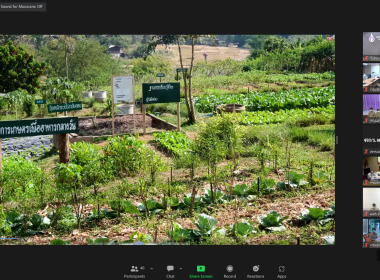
147;35;215;123
0;41;46;94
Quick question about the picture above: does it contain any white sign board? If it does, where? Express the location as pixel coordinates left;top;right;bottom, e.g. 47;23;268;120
112;75;133;104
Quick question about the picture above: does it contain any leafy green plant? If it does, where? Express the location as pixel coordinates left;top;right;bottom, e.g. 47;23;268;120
50;239;70;245
202;189;227;204
166;222;193;242
110;200;139;214
323;235;335;245
85;209;118;223
252;178;276;194
277;171;308;190
230;220;256;236
179;194;205;210
187;214;225;240
299;207;334;225
153;131;191;157
138;199;164;216
124;231;153;244
257;211;288;231
232;184;255;199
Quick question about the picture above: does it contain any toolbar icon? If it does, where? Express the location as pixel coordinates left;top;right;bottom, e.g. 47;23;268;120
197;266;205;272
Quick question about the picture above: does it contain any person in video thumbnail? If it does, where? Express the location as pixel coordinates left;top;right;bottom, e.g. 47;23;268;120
364;73;368;80
370;228;378;242
376;109;380;119
368;107;376;118
371;203;379;211
367;171;376;180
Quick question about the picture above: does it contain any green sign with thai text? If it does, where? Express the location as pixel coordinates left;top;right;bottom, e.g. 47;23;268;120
0;117;79;138
48;102;82;113
176;68;188;72
156;73;165;77
142;83;180;104
35;99;46;104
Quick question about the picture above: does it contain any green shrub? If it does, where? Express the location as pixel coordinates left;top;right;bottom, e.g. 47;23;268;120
153;131;191;157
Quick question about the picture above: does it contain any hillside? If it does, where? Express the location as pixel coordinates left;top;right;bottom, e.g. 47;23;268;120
155;44;251;67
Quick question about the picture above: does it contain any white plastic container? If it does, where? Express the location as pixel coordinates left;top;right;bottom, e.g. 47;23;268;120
83;91;92;98
93;91;107;102
117;104;134;115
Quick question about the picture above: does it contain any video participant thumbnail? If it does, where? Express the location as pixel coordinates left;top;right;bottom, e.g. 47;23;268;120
363;95;380;123
363;156;380;185
363;188;380;217
363;63;380;92
363;32;380;61
363;219;380;248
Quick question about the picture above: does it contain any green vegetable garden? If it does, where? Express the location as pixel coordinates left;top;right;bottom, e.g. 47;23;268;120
0;34;335;245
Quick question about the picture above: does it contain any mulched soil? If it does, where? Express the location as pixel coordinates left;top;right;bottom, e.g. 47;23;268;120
78;115;153;136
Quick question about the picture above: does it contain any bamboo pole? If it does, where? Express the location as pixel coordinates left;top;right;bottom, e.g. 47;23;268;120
177;102;181;132
142;104;146;135
111;75;115;137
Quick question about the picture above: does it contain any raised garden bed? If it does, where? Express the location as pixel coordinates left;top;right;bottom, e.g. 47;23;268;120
78;114;177;136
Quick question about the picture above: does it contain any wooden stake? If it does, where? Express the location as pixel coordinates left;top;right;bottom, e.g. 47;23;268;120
111;76;115;137
0;139;2;174
142;103;146;135
177;102;181;132
40;105;42;118
132;74;136;135
58;134;70;163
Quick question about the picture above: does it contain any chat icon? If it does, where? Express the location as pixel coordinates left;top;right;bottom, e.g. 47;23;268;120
167;265;174;272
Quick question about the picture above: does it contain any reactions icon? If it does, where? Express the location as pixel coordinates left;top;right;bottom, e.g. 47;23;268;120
253;265;259;272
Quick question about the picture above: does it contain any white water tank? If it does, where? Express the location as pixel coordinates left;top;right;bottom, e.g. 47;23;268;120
83;91;92;98
93;91;107;102
117;104;134;114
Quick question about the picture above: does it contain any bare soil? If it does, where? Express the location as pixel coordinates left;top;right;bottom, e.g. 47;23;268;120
78;115;153;136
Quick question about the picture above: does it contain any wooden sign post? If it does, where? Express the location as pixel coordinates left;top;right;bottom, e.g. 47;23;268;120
157;73;165;83
0;117;79;166
35;99;46;119
111;75;135;137
58;133;70;163
142;83;181;134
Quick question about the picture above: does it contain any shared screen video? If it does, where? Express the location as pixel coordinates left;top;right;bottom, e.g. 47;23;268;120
0;34;335;246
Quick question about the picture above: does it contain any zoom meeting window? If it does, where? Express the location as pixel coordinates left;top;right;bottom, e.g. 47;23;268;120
0;35;335;245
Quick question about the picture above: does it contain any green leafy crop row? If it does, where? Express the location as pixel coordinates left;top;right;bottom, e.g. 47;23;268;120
193;85;335;113
237;105;335;125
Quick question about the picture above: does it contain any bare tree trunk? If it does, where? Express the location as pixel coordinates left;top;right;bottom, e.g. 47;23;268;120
188;37;196;123
64;36;68;116
58;133;70;163
177;38;190;118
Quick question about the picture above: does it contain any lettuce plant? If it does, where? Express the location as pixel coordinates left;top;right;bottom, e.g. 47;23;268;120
257;211;289;231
